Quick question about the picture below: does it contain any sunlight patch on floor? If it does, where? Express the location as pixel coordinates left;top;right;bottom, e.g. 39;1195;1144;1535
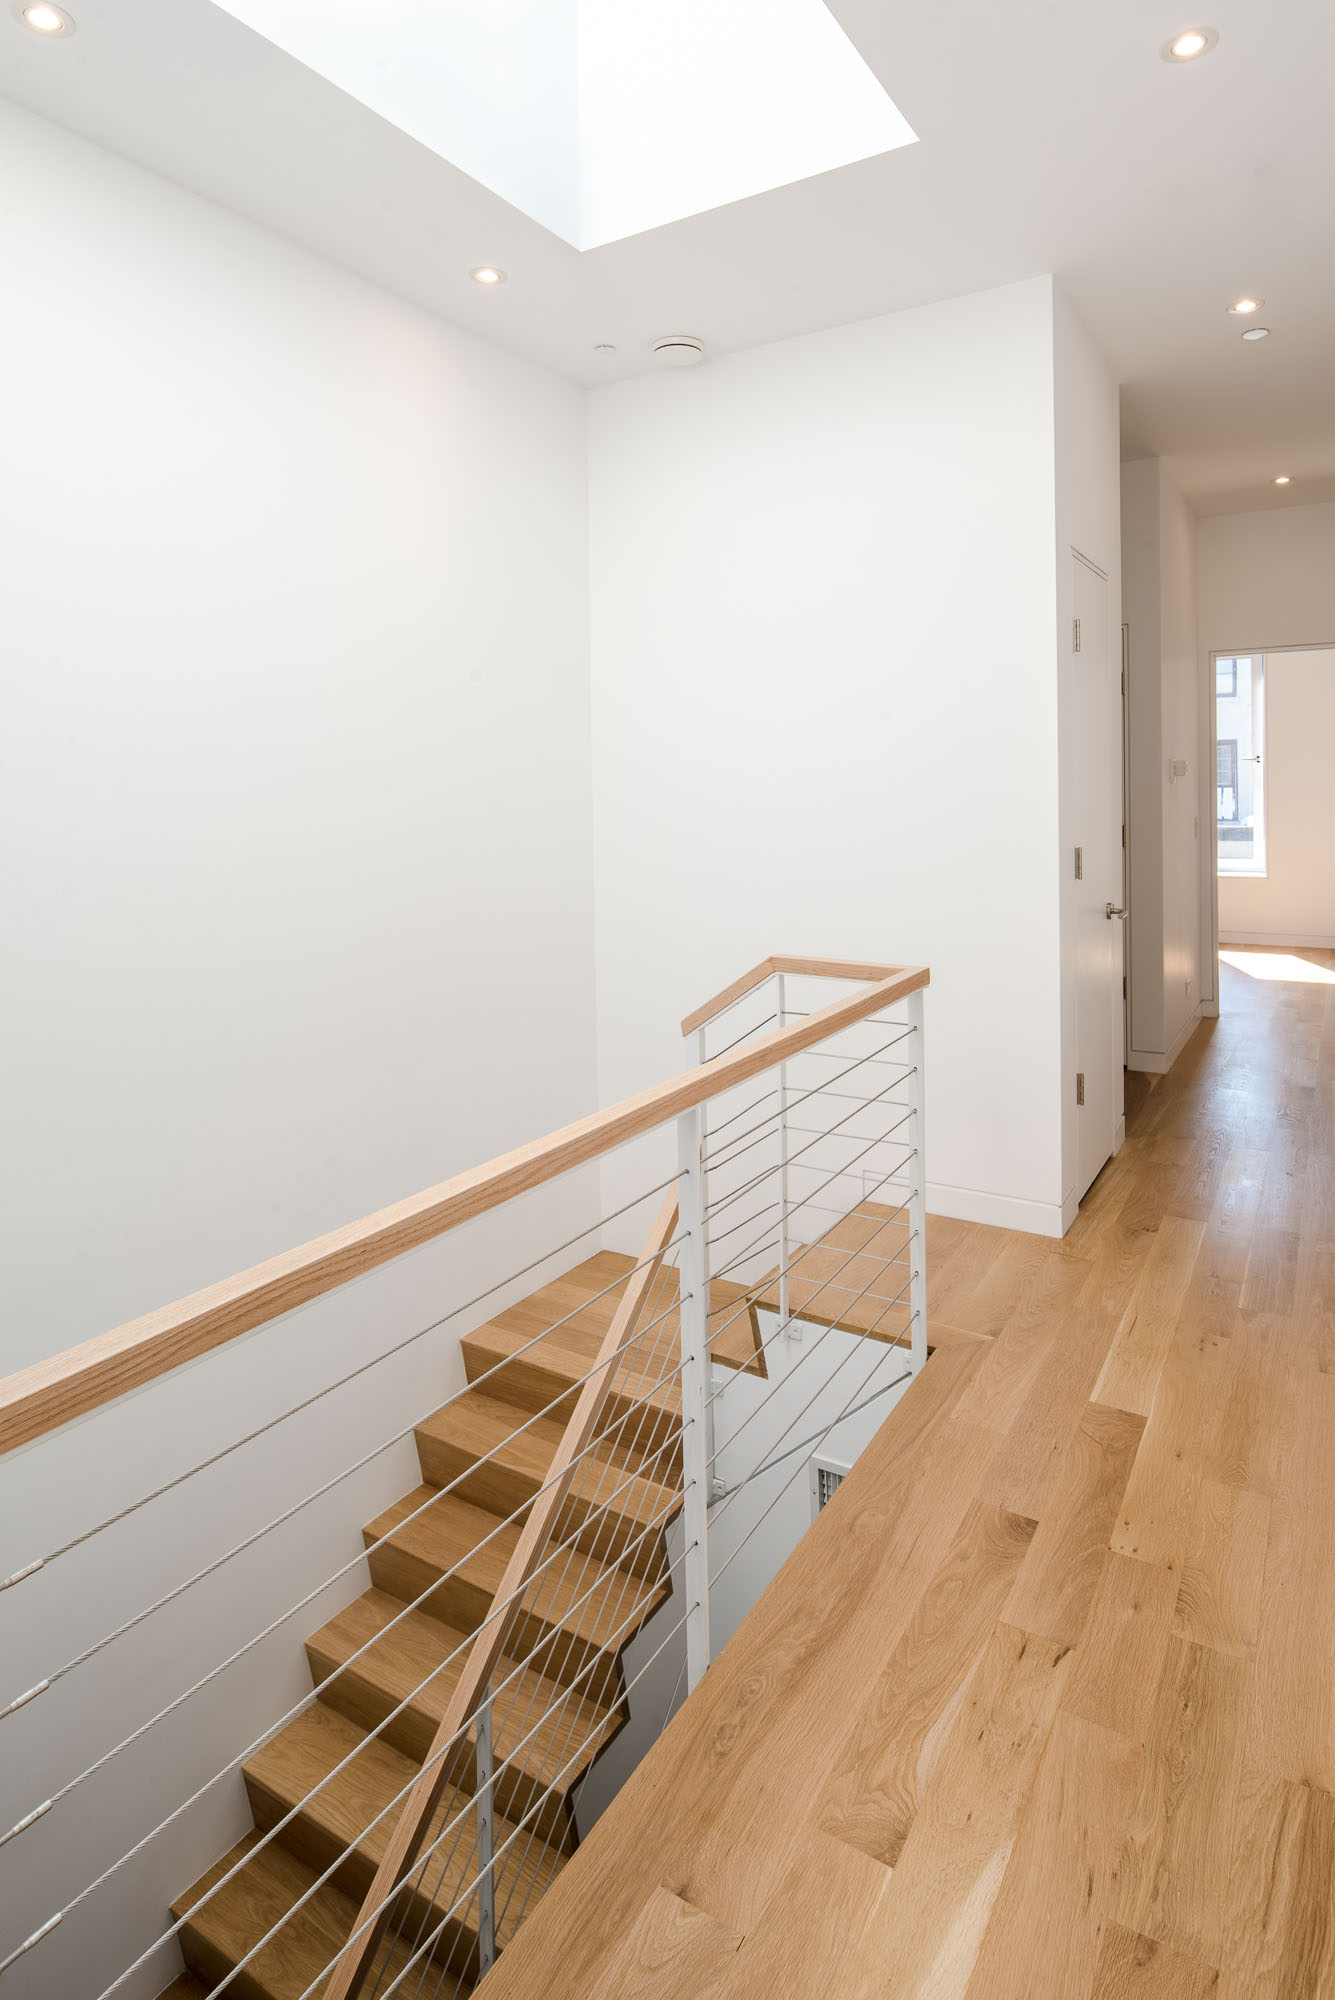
1220;948;1335;985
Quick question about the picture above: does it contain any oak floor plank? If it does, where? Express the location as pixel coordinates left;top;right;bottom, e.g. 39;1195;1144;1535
1217;1767;1335;1998
1246;1366;1335;1790
950;1245;1096;1433
1062;1551;1181;1744
1091;1924;1220;1998
1003;1402;1145;1646
1115;1638;1251;1965
814;1500;1037;1864
837;1624;1074;1994
1172;1480;1270;1657
711;1833;892;1998
583;1886;743;2000
962;1710;1141;2000
1093;1215;1207;1418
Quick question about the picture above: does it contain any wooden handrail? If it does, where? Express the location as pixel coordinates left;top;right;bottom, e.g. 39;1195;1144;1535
323;1188;682;2000
0;960;928;1455
680;955;907;1038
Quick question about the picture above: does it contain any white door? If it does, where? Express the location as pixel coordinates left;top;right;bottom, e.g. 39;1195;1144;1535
1070;555;1122;1197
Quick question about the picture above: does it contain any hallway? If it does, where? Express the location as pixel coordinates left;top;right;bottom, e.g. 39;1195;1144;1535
478;947;1335;1999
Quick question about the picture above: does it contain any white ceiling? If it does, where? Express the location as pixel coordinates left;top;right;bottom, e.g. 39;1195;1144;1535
3;0;1332;509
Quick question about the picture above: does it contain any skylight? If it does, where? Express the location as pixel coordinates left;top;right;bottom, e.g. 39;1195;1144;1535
210;0;916;250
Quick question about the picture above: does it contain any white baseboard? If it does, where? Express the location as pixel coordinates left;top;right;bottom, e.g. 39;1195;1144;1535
1113;1115;1127;1155
1127;1003;1204;1077
1221;930;1335;949
927;1179;1066;1240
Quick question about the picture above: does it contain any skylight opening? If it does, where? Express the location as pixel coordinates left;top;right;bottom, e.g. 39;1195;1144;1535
210;0;916;251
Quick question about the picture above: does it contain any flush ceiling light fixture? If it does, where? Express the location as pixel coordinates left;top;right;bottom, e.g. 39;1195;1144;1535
469;266;507;286
1273;475;1291;485
1228;297;1263;315
13;2;76;32
1161;25;1218;60
1241;325;1270;341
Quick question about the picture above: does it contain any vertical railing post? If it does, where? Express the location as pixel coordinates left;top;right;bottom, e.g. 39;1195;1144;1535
776;971;796;1338
676;1106;712;1693
475;1683;495;1978
905;989;929;1372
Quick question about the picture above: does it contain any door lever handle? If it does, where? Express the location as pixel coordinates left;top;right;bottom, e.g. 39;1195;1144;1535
1105;903;1127;920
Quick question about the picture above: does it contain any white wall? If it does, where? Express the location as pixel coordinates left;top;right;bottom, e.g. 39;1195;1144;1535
0;98;605;2000
1216;648;1335;946
1120;458;1202;1069
0;100;599;1373
1053;287;1124;1200
1197;502;1335;958
587;277;1092;1235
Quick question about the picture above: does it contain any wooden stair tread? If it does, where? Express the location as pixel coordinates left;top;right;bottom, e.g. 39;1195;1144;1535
173;1833;465;2000
366;1487;671;1662
417;1388;680;1553
306;1588;619;1800
462;1253;764;1406
751;1200;918;1345
244;1704;563;1948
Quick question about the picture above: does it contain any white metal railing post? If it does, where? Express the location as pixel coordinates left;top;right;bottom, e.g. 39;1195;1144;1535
906;988;929;1371
475;1683;496;1976
676;1106;712;1692
776;971;796;1339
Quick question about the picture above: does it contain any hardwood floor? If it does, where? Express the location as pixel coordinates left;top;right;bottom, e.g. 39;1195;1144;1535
477;950;1335;1999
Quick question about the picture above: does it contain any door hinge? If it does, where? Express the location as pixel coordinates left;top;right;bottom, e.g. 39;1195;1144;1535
1076;1072;1086;1106
1123;975;1128;999
1073;617;1082;653
1074;846;1083;880
1122;822;1127;849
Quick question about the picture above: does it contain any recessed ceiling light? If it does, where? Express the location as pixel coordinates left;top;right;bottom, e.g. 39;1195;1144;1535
1227;297;1263;315
1161;25;1218;60
593;343;616;354
469;266;507;287
1273;475;1291;485
1241;326;1270;341
13;2;75;33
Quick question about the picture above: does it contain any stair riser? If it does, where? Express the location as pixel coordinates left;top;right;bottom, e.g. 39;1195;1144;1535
363;1540;629;1709
413;1429;674;1583
244;1775;480;1982
302;1645;582;1849
177;1927;275;2000
459;1344;684;1477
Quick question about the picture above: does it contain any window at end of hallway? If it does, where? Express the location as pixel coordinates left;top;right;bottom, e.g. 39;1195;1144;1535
1216;655;1267;877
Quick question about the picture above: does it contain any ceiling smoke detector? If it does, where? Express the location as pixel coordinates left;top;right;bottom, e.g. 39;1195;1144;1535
652;335;706;368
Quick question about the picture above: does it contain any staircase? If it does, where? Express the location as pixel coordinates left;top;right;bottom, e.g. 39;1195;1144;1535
164;1251;761;1999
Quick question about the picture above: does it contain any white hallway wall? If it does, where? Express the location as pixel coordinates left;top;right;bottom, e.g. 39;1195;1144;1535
0;99;599;1373
1120;458;1203;1068
1197;502;1335;951
0;99;602;2000
1053;286;1124;1197
588;276;1117;1236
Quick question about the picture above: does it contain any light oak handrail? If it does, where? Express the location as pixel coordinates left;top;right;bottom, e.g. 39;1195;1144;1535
324;1188;682;2000
0;960;928;1455
680;955;908;1039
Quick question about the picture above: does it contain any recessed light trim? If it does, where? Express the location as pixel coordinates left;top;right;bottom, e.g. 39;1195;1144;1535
1161;24;1218;60
593;343;617;354
469;266;507;287
12;1;75;33
1273;475;1291;485
1241;326;1270;342
1228;297;1263;315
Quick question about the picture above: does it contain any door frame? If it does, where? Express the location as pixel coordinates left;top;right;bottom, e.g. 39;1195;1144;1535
1204;638;1335;991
